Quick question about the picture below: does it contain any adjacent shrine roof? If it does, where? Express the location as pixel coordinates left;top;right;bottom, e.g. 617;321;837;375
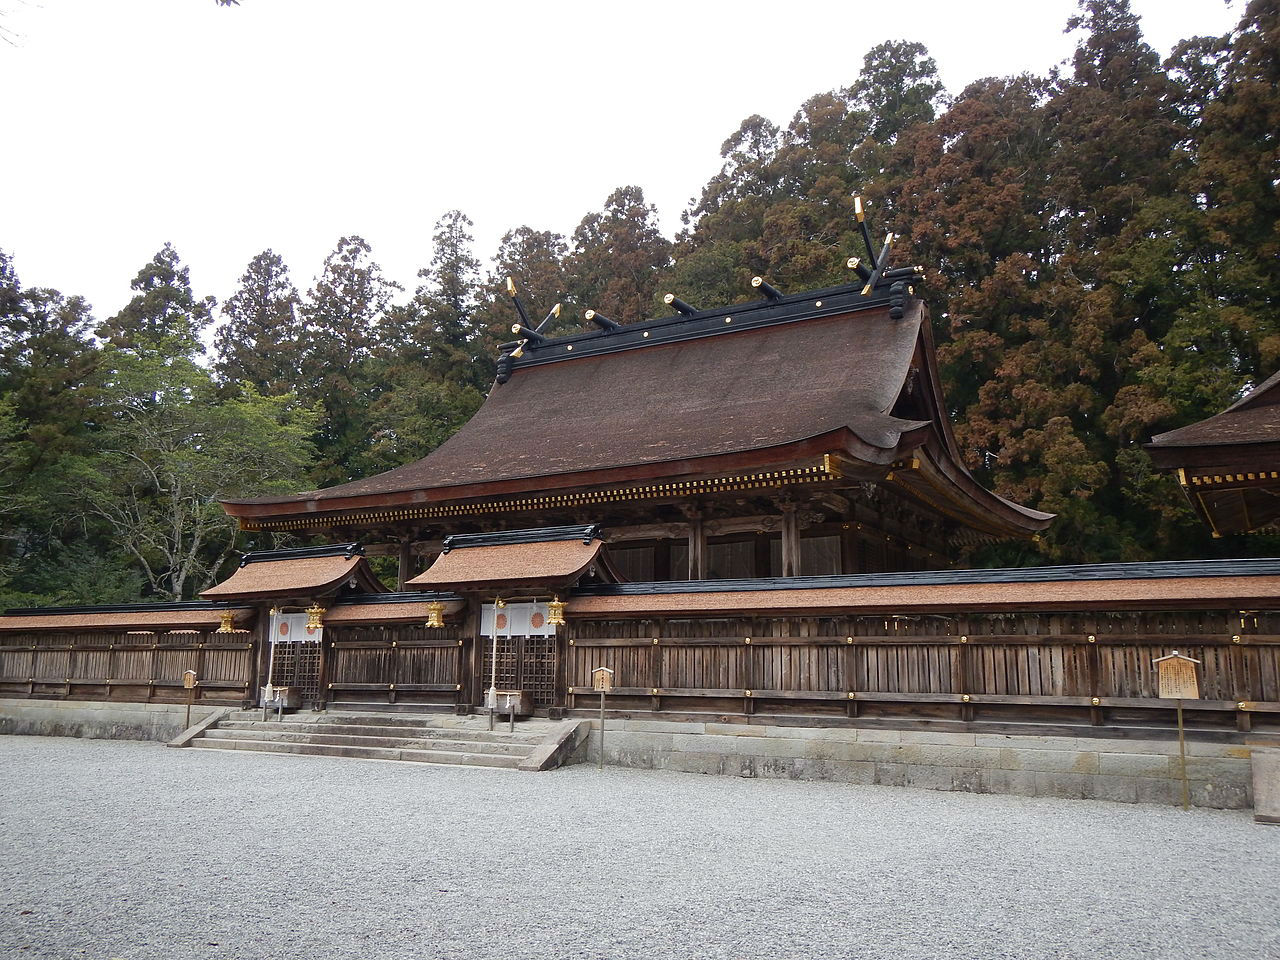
221;280;1051;540
1148;371;1280;535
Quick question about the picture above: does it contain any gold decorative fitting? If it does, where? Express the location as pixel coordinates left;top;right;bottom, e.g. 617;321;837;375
425;600;445;629
216;610;235;633
389;684;395;690
744;637;752;644
1091;697;1101;706
305;604;325;629
745;690;753;697
961;694;971;703
567;687;574;694
848;692;856;699
652;638;659;644
724;317;732;324
651;688;659;695
959;635;968;644
642;331;650;338
569;639;575;646
1232;635;1242;644
846;637;854;644
547;597;567;627
814;300;823;307
391;641;397;648
1087;635;1097;643
1238;701;1249;710
456;684;462;691
565;344;573;351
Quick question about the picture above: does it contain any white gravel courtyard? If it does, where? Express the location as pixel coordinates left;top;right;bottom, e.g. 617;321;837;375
1;735;1277;960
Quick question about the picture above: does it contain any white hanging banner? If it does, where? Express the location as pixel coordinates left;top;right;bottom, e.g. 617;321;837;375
270;612;322;643
480;602;553;637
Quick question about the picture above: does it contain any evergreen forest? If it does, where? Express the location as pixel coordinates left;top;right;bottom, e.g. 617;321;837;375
2;0;1278;606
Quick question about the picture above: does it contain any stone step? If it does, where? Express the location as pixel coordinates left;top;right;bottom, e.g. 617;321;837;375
229;711;462;729
200;728;534;756
189;737;523;769
217;719;545;745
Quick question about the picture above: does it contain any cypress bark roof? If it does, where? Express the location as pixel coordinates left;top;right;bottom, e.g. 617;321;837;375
201;546;387;601
221;285;1051;538
1149;369;1280;450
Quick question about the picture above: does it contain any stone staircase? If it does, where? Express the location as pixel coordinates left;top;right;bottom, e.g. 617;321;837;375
187;710;580;770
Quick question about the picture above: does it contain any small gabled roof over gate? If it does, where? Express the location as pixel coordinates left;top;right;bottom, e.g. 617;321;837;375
406;525;620;592
201;543;388;601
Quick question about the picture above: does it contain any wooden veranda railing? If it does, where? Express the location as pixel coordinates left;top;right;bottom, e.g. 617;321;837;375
563;610;1280;734
0;630;255;705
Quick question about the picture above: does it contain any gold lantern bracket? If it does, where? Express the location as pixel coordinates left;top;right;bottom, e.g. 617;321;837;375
547;596;566;627
425;599;446;629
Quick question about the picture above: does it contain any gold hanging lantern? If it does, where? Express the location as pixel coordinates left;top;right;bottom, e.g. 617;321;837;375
547;596;566;628
216;610;235;634
305;604;325;629
425;600;445;629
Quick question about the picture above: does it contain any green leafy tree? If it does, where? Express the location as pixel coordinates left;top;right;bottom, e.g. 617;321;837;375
214;249;302;395
98;242;212;353
569;186;673;323
71;347;317;599
298;235;402;485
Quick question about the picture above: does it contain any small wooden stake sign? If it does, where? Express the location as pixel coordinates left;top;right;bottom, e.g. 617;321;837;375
592;667;614;770
182;669;198;730
1154;651;1201;811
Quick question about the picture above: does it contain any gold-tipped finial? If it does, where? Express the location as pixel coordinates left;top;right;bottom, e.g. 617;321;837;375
510;343;524;359
846;256;861;270
751;276;763;287
585;309;597;320
854;195;865;222
551;302;561;318
505;276;516;297
511;322;523;334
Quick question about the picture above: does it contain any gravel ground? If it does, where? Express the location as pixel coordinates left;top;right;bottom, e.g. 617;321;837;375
1;736;1278;960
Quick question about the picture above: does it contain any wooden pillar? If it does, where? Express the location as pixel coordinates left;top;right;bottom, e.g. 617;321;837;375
687;518;707;580
840;524;860;575
780;506;800;578
397;540;413;591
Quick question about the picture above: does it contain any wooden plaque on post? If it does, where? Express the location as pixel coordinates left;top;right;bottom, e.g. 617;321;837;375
1154;652;1201;700
592;667;614;693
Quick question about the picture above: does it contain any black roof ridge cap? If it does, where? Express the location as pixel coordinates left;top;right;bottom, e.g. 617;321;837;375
334;592;464;604
240;542;363;566
3;600;252;616
441;524;602;552
570;558;1280;596
519;285;890;353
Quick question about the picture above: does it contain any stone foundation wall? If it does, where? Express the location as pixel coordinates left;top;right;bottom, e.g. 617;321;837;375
0;699;220;743
588;720;1257;809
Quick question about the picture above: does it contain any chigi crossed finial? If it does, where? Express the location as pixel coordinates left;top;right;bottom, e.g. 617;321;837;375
495;193;930;381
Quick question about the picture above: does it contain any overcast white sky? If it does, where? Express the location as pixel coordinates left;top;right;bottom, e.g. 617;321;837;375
1;0;1244;321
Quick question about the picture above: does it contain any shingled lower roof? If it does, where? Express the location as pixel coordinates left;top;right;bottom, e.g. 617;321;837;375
408;540;606;591
202;549;387;601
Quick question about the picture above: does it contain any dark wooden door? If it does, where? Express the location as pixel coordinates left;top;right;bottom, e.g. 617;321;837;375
268;639;322;706
480;635;558;708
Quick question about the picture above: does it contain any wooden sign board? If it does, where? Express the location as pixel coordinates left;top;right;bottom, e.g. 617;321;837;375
182;670;198;690
1155;655;1200;700
592;667;614;693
